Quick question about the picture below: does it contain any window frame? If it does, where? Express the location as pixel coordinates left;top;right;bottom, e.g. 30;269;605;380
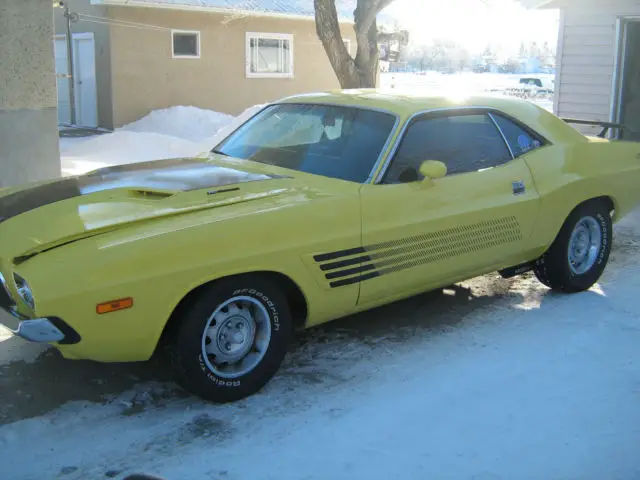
245;32;294;79
171;29;201;59
376;107;551;184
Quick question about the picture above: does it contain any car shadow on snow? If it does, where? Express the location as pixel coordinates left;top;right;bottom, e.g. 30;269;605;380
0;230;635;427
0;339;184;425
0;273;534;426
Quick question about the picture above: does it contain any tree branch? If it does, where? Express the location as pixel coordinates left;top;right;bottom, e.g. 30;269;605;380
314;0;358;86
355;0;395;36
315;0;397;88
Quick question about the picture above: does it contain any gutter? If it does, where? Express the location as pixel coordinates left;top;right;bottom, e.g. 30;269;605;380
91;0;356;24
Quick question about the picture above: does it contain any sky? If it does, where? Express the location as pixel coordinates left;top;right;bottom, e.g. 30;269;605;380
384;0;560;54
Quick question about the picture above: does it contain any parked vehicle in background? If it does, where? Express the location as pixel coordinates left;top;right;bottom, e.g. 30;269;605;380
502;76;555;100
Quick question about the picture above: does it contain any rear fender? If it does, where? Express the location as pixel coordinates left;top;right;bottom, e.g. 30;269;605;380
524;142;640;251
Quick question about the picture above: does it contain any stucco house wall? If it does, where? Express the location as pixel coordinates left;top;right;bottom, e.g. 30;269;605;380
0;0;61;188
108;7;355;126
53;0;356;129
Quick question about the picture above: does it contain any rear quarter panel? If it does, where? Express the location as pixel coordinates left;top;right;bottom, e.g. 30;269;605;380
524;140;640;253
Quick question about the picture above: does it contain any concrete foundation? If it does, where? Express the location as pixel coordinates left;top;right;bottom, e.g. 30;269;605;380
0;109;61;187
0;0;61;188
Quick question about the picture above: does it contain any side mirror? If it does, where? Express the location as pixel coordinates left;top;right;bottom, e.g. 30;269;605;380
419;160;447;181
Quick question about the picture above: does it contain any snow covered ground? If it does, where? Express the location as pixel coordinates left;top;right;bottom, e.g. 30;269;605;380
2;209;640;480
3;74;640;480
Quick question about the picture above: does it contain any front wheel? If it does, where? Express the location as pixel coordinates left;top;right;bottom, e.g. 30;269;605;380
172;276;292;403
533;200;612;293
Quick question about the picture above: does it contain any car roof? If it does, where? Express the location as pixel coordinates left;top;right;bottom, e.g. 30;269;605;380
277;89;587;145
278;89;537;115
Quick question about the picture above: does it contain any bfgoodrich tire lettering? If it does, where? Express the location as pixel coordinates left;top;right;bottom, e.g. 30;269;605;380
173;276;292;403
533;200;612;293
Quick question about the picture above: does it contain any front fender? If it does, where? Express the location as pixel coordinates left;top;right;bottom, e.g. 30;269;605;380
18;184;362;362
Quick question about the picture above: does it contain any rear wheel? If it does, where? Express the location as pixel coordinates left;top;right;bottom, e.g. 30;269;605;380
533;200;612;293
172;276;292;402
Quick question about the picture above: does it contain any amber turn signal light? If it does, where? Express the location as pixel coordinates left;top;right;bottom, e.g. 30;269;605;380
96;297;134;314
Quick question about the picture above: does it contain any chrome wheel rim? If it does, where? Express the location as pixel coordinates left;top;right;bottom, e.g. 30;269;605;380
568;216;602;275
201;296;272;379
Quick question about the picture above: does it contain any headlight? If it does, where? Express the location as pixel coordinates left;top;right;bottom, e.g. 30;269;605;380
13;274;35;310
0;272;15;306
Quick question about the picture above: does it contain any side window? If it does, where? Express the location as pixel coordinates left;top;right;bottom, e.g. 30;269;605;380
383;113;512;184
491;114;543;157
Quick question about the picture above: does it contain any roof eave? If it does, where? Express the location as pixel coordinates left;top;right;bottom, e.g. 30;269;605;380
94;0;355;23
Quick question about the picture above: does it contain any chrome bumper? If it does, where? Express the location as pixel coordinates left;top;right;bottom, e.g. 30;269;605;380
14;318;66;343
1;308;66;343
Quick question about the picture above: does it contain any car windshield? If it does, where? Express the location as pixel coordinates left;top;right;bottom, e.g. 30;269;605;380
214;103;397;183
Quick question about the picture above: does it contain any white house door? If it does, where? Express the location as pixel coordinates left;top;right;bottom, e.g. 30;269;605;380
55;33;98;128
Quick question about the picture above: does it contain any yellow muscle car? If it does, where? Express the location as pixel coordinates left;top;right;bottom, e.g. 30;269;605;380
2;91;640;402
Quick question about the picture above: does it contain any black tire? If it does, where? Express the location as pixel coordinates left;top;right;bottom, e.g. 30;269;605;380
533;199;612;293
172;276;292;403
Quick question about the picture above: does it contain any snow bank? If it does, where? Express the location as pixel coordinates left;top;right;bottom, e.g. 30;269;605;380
60;104;266;175
195;103;266;151
117;106;234;143
60;131;204;175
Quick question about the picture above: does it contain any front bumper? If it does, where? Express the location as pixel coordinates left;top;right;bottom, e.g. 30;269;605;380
0;306;81;344
1;307;64;343
14;318;66;343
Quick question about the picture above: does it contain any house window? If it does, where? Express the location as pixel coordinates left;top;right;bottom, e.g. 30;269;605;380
246;32;293;78
172;30;200;58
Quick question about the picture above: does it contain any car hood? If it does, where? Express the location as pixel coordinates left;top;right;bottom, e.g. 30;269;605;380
0;156;295;262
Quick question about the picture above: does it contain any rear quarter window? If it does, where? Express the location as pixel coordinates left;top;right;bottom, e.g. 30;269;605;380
491;114;544;157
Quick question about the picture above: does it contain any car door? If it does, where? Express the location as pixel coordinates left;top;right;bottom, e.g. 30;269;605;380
357;109;542;306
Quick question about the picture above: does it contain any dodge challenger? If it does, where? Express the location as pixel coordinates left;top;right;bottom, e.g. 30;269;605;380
1;90;639;402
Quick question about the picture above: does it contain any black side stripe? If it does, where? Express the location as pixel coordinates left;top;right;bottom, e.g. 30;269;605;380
320;255;372;271
325;263;376;280
329;271;380;288
317;215;522;288
313;247;366;263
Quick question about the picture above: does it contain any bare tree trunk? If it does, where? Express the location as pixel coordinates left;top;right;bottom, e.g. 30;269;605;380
314;0;395;89
314;0;360;88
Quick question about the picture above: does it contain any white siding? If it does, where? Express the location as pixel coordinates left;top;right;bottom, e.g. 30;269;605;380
555;0;640;135
556;12;617;120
